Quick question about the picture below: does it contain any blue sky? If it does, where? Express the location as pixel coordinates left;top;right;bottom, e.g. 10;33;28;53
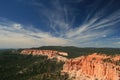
0;0;120;48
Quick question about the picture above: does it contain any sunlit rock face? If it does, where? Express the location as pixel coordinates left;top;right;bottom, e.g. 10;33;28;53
62;53;120;80
21;50;68;62
58;52;68;56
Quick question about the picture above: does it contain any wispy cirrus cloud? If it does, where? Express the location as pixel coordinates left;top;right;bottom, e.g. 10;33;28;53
114;42;120;45
1;0;120;48
32;0;120;47
0;18;69;48
31;0;73;36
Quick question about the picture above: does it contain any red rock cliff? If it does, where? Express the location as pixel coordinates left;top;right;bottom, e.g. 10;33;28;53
20;49;68;62
62;53;120;80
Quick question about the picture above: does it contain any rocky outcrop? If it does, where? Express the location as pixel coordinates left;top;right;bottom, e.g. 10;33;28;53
62;53;120;80
20;49;68;62
58;52;68;56
20;50;120;80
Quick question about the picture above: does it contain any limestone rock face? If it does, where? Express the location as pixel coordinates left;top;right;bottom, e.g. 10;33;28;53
20;49;68;62
62;53;120;80
58;52;68;56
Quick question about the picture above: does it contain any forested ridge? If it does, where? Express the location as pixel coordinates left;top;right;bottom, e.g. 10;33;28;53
0;46;120;80
31;46;120;58
0;50;68;80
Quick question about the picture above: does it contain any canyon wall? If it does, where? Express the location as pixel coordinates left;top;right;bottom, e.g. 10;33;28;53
20;49;68;62
20;50;120;80
62;53;120;80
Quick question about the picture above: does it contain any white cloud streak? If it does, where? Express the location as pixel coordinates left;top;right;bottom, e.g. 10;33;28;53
63;1;120;45
1;0;120;48
0;19;69;48
114;42;120;45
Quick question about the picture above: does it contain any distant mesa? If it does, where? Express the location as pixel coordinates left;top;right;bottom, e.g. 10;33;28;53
20;49;68;62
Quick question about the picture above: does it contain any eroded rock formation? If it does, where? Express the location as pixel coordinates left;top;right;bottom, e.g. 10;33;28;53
20;49;68;61
20;50;120;80
62;53;120;80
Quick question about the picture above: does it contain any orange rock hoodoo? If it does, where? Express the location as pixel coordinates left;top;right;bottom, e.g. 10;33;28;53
62;53;120;80
20;49;68;61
